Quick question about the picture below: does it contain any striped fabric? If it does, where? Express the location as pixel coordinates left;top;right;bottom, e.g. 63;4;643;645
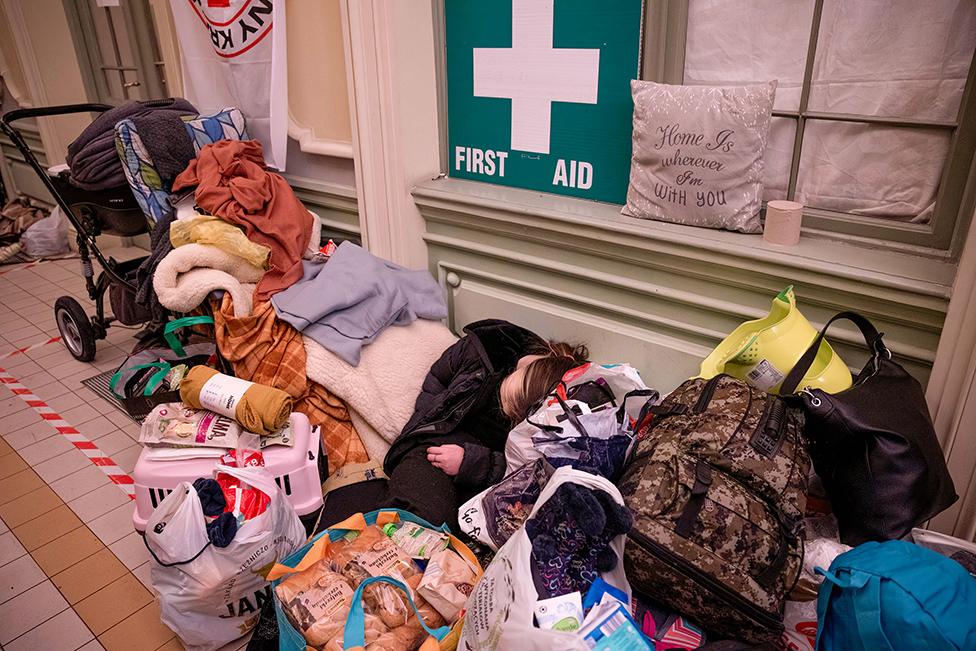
183;108;249;153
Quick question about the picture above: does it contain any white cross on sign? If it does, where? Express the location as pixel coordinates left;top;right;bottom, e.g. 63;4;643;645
473;0;600;155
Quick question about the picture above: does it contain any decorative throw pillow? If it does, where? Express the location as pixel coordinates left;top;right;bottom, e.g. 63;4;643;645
622;80;777;233
114;119;172;225
182;108;249;153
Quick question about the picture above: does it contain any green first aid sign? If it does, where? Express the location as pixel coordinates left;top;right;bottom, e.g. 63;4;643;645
446;0;643;204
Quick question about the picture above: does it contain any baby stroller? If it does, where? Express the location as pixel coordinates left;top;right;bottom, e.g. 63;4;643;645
0;103;155;361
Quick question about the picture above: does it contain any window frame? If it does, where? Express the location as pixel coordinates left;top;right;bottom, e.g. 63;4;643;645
643;0;976;256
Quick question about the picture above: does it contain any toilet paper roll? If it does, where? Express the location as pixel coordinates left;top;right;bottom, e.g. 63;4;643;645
764;200;804;246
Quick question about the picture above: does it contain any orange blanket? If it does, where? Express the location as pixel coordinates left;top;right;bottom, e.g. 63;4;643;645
211;293;368;473
173;139;311;302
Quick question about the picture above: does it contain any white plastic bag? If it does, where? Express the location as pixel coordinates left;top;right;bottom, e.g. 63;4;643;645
779;600;818;651
458;467;632;651
505;363;652;472
458;458;553;551
145;464;306;651
21;206;68;258
910;528;976;577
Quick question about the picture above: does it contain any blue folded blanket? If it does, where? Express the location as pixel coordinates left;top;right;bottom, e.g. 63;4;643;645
271;242;447;366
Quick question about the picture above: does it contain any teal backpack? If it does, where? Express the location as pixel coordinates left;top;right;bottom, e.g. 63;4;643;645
816;540;976;650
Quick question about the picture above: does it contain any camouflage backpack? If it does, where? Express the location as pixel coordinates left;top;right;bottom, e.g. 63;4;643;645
619;374;811;644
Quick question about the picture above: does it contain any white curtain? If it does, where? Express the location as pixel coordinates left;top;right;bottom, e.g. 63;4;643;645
684;0;976;222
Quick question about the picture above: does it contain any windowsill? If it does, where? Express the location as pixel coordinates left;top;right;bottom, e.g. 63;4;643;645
413;177;956;299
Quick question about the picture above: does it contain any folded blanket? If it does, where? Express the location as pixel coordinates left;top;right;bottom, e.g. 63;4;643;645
152;243;457;459
271;242;448;366
304;319;457;460
180;366;292;436
212;294;368;473
129;111;196;181
153;243;264;316
67;98;197;190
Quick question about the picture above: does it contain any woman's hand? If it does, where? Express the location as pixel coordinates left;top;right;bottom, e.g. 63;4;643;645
427;444;465;476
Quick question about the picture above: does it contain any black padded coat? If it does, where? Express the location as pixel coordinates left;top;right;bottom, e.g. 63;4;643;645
383;319;545;492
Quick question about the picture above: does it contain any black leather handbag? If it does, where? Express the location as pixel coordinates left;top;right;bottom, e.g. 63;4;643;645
780;311;957;546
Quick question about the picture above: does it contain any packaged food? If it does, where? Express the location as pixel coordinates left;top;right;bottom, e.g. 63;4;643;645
362;574;446;651
382;521;449;559
276;563;359;647
416;548;477;622
534;592;583;632
277;561;391;650
276;525;446;651
328;527;420;629
140;402;241;448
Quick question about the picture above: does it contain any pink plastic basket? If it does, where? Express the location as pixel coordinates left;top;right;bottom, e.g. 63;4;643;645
132;412;324;532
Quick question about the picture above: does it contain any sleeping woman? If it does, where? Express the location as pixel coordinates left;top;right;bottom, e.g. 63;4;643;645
382;319;588;530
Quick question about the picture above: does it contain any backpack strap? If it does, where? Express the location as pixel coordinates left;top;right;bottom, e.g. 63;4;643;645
817;568;894;651
674;461;713;537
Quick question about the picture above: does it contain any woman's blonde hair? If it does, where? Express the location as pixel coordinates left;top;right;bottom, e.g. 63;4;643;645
501;341;589;422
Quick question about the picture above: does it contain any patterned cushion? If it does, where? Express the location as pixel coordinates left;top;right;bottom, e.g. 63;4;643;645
183;108;249;152
114;107;249;225
114;119;171;226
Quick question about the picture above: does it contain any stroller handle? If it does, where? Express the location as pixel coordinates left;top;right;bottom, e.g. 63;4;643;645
0;103;113;130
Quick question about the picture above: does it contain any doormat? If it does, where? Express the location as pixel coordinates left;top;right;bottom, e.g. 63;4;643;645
81;368;139;423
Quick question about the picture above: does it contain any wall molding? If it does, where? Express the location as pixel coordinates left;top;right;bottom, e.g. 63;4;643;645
287;112;354;159
341;0;396;260
283;173;361;241
341;0;441;268
0;0;62;162
0;7;30;107
415;177;952;389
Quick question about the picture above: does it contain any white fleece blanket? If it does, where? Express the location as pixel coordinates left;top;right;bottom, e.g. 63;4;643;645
152;243;457;460
304;320;457;460
153;244;264;316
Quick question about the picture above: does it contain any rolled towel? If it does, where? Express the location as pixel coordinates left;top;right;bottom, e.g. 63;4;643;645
179;366;292;435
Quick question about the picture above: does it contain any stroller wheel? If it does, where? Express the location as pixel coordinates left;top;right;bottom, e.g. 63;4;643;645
54;296;96;362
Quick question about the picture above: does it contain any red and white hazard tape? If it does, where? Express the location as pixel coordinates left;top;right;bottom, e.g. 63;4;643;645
0;259;42;276
0;362;135;499
0;335;62;361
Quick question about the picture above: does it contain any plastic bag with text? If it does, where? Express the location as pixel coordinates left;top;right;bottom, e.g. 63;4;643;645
145;464;305;651
505;363;653;473
458;467;631;651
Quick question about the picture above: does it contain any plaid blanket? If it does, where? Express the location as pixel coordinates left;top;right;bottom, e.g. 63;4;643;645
212;294;368;473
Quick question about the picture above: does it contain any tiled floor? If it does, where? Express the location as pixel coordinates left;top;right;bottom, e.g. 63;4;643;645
0;249;251;651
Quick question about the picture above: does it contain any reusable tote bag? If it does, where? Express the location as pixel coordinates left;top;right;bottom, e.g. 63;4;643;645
269;509;483;651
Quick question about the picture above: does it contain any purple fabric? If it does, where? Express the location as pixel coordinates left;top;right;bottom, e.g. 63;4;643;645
525;482;633;598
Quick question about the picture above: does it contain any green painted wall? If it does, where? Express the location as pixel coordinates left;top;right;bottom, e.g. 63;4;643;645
415;178;952;395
